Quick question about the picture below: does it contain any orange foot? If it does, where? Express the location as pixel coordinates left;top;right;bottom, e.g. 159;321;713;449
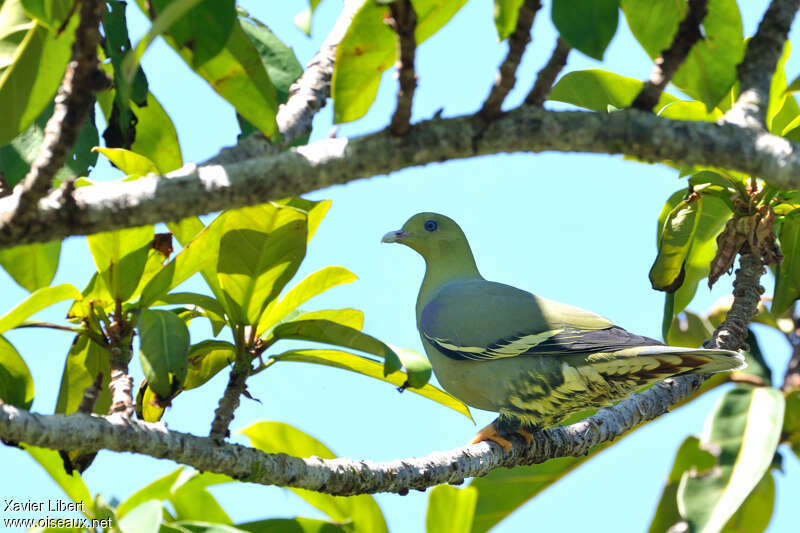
471;421;534;452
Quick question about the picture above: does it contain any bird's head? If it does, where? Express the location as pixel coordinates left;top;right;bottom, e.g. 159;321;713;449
381;212;472;261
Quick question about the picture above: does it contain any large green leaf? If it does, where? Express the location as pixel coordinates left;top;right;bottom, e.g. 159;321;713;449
55;333;111;415
427;485;477;533
551;0;618;60
720;471;775;533
332;0;468;123
241;421;388;533
272;349;471;420
493;0;525;40
138;309;190;397
0;283;81;333
23;444;93;515
0;99;98;188
134;0;278;139
257;266;358;336
153;292;226;333
151;0;236;68
678;386;784;533
549;69;678;111
783;391;800;459
87;225;154;302
0;334;33;408
0;239;60;292
268;319;407;377
650;196;702;292
183;339;236;390
93;147;159;177
647;436;716;533
773;213;800;316
766;41;799;136
0;0;76;144
118;500;163;533
116;468;184;518
238;11;303;109
622;0;744;110
139;220;224;309
216;204;307;326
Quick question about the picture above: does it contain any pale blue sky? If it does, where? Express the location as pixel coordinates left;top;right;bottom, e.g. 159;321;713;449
1;1;798;532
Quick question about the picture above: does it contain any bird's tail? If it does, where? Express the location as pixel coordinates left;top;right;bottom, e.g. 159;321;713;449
586;345;746;381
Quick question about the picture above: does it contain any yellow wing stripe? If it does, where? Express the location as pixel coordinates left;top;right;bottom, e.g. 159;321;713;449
424;329;564;360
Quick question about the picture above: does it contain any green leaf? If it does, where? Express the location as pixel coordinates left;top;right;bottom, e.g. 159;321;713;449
647;436;716;533
0;283;81;333
292;0;322;36
620;0;683;58
241;421;388;533
269;319;405;376
650;196;702;292
235;518;346;533
238;13;303;105
0;0;76;145
20;0;73;29
93;147;159;177
773;213;800;316
738;330;772;386
115;468;184;518
657;101;723;122
153;292;226;332
0;240;59;292
140;220;224;309
23;444;93;515
426;485;477;533
767;41;798;135
271;349;470;420
55;334;111;415
66;272;114;321
666;310;713;348
0;99;98;188
152;0;236;68
721;471;775;533
87;225;153;302
783;390;800;459
118;500;163;533
128;91;183;173
678;386;784;533
623;0;744;110
184;340;236;390
493;0;524;40
138;309;190;397
133;1;279;139
0;335;34;408
332;0;468;123
275;197;331;243
171;488;233;525
551;0;618;60
135;379;166;422
257;266;358;336
216;204;307;326
549;69;678;112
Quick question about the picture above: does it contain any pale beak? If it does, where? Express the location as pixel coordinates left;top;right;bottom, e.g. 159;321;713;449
381;230;408;243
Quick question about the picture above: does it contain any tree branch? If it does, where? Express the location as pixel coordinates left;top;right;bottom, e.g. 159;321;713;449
479;0;541;121
782;311;800;392
525;37;570;107
211;0;366;165
2;107;800;249
2;0;108;224
725;0;800;128
209;359;251;441
386;0;418;136
631;0;708;112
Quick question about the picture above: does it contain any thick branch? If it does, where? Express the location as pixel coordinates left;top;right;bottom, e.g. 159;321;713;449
4;0;107;221
3;108;800;249
209;359;251;441
726;0;800;128
387;0;418;136
108;362;134;417
525;37;570;107
631;0;708;111
479;0;541;121
212;0;366;164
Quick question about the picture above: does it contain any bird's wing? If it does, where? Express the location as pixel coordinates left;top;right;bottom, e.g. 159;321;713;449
420;280;659;361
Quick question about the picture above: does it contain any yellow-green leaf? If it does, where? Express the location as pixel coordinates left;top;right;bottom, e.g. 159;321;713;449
0;240;60;292
138;309;190;397
0;335;33;408
0;283;81;333
87;225;153;302
427;485;477;533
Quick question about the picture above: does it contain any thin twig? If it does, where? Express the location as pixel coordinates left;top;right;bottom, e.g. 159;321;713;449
480;0;541;121
725;0;800;128
387;0;418;136
209;358;252;441
2;0;108;225
525;37;571;107
631;0;709;111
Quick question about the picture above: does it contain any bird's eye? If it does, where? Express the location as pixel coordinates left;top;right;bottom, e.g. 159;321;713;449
424;220;438;232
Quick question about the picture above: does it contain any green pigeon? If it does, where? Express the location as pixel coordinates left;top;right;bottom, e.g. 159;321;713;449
382;212;745;451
